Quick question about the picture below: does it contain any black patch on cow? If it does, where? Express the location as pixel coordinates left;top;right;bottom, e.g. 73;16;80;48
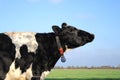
0;33;16;79
32;33;66;77
31;77;40;80
15;44;35;73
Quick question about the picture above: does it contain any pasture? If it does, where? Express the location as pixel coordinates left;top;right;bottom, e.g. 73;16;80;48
46;69;120;80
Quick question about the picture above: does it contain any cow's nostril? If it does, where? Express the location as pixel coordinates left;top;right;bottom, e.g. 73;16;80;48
88;34;94;42
90;34;95;41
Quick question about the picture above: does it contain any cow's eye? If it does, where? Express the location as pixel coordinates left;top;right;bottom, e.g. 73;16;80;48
69;29;73;32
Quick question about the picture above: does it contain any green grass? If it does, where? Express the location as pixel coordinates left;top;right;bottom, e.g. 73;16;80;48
45;69;120;80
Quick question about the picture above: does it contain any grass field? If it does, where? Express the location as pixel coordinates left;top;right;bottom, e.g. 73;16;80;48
45;69;120;80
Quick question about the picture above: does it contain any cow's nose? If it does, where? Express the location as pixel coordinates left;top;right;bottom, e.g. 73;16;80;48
91;34;95;41
89;34;95;42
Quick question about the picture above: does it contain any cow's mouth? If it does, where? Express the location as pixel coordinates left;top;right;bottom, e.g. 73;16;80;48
88;34;95;42
67;43;80;48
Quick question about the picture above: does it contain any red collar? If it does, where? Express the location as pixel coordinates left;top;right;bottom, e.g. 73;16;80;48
59;48;64;55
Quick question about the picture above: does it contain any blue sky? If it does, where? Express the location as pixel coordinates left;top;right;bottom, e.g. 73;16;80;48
0;0;120;67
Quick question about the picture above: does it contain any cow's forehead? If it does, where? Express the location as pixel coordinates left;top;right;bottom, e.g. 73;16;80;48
5;32;38;58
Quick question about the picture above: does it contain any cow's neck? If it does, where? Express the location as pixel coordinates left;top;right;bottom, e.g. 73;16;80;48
32;33;66;77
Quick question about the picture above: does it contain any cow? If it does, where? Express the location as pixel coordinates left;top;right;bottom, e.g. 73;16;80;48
0;23;94;80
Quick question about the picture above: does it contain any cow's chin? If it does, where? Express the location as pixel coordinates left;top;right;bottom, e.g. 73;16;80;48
67;43;80;49
67;41;89;48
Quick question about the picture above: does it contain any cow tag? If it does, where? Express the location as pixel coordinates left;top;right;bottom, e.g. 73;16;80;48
61;55;66;63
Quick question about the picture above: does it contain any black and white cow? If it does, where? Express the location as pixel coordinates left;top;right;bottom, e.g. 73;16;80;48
0;23;94;80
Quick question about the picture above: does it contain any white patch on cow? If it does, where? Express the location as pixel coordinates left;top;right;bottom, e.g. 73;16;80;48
5;32;38;58
64;45;72;53
5;61;22;80
5;61;33;80
40;71;50;80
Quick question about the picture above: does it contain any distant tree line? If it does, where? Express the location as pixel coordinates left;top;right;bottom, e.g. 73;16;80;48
54;65;120;69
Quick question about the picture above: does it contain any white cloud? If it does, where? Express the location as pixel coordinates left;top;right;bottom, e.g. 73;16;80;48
25;0;63;4
25;0;40;3
49;0;63;4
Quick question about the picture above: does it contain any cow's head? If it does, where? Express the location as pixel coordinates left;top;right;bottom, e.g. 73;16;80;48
52;23;94;49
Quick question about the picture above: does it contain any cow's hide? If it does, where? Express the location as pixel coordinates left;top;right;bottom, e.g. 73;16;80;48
0;23;94;80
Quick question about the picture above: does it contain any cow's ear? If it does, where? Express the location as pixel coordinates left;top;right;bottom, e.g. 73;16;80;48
52;25;62;34
61;22;67;29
